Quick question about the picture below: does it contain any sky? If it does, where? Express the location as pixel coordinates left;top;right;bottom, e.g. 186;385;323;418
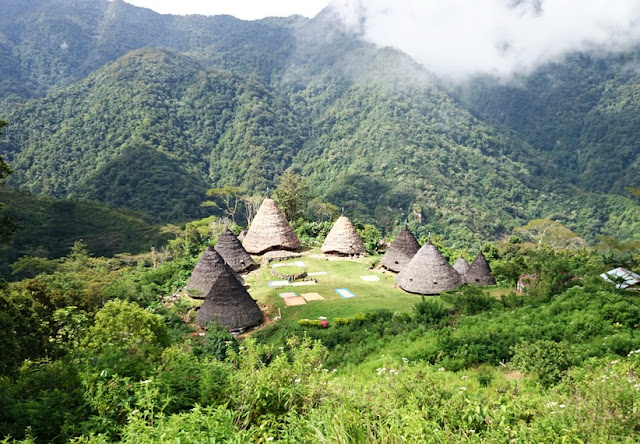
123;0;329;20
123;0;640;82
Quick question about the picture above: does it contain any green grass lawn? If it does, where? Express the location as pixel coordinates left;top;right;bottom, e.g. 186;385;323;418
244;251;426;323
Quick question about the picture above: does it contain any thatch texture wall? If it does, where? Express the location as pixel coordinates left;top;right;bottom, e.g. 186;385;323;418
396;241;462;294
185;247;227;299
192;248;263;330
465;252;496;286
380;226;420;272
215;228;255;273
321;216;366;256
242;198;300;254
453;257;471;277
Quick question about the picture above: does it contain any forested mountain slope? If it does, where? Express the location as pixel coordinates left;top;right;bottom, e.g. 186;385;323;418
0;189;170;275
0;0;639;245
0;0;302;109
453;51;640;194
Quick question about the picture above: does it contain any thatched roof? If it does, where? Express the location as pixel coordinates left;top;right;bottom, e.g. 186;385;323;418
465;251;496;286
191;248;263;330
396;241;462;294
185;247;228;299
321;215;366;256
242;198;300;254
453;257;471;276
214;228;255;273
380;226;420;272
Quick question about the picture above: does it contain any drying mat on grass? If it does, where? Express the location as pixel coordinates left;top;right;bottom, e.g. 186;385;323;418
360;275;380;282
284;296;307;306
294;261;306;267
268;280;289;287
335;288;356;298
302;292;325;301
271;263;290;269
291;281;317;287
279;292;298;298
308;271;327;276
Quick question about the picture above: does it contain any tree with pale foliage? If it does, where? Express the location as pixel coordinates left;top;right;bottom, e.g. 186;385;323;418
201;185;246;224
242;194;264;226
515;218;586;250
625;187;640;198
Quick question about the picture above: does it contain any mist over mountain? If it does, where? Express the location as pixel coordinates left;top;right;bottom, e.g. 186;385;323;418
331;0;640;81
0;0;639;247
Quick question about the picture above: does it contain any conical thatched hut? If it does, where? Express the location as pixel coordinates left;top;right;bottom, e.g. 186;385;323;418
184;247;226;299
453;257;471;276
321;215;366;256
242;198;300;254
191;248;263;330
396;241;462;294
465;251;496;286
380;226;420;272
215;228;255;273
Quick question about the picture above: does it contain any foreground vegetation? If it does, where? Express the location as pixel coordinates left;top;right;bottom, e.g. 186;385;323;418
1;215;639;443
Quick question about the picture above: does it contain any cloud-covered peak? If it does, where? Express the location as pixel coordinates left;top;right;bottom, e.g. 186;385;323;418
330;0;640;81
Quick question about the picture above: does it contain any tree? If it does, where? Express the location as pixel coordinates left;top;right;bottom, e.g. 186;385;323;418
242;194;263;226
82;299;169;376
515;218;586;250
273;171;308;221
314;202;339;222
625;187;640;198
0;120;15;242
202;186;246;224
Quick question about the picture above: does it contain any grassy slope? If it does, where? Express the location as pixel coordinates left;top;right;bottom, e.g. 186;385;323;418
246;251;424;323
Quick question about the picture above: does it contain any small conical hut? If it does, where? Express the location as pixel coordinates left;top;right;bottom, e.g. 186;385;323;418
321;215;366;256
215;228;255;273
184;247;226;299
242;198;300;254
453;257;471;276
396;241;462;294
465;251;496;286
380;226;420;272
192;248;263;330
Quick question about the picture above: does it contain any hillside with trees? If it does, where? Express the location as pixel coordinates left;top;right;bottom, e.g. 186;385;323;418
1;44;639;245
452;50;640;195
0;2;639;440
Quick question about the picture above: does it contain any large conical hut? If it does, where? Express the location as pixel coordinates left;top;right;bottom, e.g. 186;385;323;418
242;198;300;254
190;248;263;330
453;257;471;276
396;241;462;294
215;228;255;273
380;226;420;272
321;215;366;256
465;251;496;286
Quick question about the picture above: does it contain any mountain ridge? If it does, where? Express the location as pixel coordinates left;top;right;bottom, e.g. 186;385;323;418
0;0;639;245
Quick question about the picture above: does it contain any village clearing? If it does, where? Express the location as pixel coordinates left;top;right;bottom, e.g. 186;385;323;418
246;251;428;323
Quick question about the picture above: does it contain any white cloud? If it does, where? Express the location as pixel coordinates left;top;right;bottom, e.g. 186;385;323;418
330;0;640;81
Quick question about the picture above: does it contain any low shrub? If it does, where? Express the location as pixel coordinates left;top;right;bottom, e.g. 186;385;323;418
333;313;367;326
510;339;575;387
442;286;497;315
413;297;450;327
298;319;329;328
